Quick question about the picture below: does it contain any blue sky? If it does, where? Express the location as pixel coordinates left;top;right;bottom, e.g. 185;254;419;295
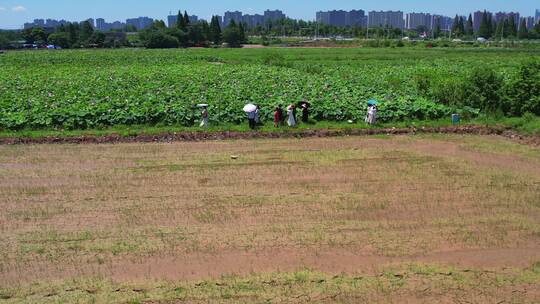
0;0;538;29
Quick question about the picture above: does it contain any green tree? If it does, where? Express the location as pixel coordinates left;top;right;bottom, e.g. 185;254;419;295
124;24;137;32
495;18;505;40
47;32;70;48
22;27;47;44
167;27;189;47
200;20;211;43
503;61;540;115
507;17;517;38
533;21;540;39
518;19;529;39
176;10;187;31
183;11;191;26
88;32;106;46
67;23;80;47
145;31;179;48
0;31;13;48
451;15;461;37
209;16;222;45
238;22;246;43
188;22;205;45
80;21;94;43
433;17;441;39
465;14;474;36
466;67;503;112
223;20;242;47
478;11;491;38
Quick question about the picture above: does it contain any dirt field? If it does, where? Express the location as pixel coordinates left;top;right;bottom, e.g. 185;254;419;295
1;134;539;303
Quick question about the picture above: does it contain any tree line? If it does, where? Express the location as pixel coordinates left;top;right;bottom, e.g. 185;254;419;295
139;10;246;48
6;21;129;48
2;9;540;50
451;11;540;39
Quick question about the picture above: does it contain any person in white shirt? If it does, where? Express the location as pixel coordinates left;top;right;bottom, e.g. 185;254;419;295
200;107;209;128
287;104;296;127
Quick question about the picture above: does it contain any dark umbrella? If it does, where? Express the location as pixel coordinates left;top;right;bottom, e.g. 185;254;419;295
298;100;311;108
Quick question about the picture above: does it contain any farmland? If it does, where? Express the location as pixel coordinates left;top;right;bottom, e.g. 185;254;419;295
0;47;539;131
1;134;540;302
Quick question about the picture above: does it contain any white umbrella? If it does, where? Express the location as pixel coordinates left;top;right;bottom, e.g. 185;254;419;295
196;104;209;108
243;103;257;113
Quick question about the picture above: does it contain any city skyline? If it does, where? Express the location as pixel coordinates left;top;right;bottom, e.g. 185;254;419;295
2;1;539;30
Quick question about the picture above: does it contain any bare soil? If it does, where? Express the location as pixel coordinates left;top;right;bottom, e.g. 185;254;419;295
1;134;539;302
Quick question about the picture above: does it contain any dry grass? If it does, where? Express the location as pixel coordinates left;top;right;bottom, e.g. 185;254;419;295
0;135;539;302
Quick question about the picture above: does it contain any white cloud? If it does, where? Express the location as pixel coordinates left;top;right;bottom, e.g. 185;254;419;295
12;5;26;12
0;7;6;11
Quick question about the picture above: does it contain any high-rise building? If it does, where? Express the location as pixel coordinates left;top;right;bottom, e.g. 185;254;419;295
34;19;45;27
320;10;347;27
431;15;453;31
263;10;286;23
45;19;58;27
224;11;243;26
109;21;126;30
348;10;366;27
316;11;330;25
494;12;520;27
536;9;540;22
494;12;506;23
242;14;264;28
316;10;365;27
406;12;432;30
167;15;177;27
473;11;492;32
368;11;404;29
85;18;95;28
522;17;536;29
126;17;153;30
96;18;106;31
507;12;520;26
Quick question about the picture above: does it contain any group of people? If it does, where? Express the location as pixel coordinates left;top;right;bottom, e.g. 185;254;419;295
199;101;377;128
272;103;310;128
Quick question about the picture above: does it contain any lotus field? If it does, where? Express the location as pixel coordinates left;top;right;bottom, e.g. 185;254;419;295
0;48;538;130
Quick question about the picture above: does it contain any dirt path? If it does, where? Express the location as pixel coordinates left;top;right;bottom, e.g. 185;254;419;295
1;125;539;146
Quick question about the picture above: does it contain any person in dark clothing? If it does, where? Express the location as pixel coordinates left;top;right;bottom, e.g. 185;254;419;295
301;104;309;123
274;107;281;127
247;110;256;129
277;105;285;124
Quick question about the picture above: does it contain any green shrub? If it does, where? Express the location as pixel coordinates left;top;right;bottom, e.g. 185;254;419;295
502;61;540;115
145;32;179;49
465;67;503;113
430;78;467;107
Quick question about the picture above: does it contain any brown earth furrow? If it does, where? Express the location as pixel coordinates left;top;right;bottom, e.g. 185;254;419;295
1;125;537;146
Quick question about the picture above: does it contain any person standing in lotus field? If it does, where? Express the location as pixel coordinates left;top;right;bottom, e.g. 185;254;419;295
274;106;281;128
287;104;296;127
247;110;256;129
200;106;209;128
